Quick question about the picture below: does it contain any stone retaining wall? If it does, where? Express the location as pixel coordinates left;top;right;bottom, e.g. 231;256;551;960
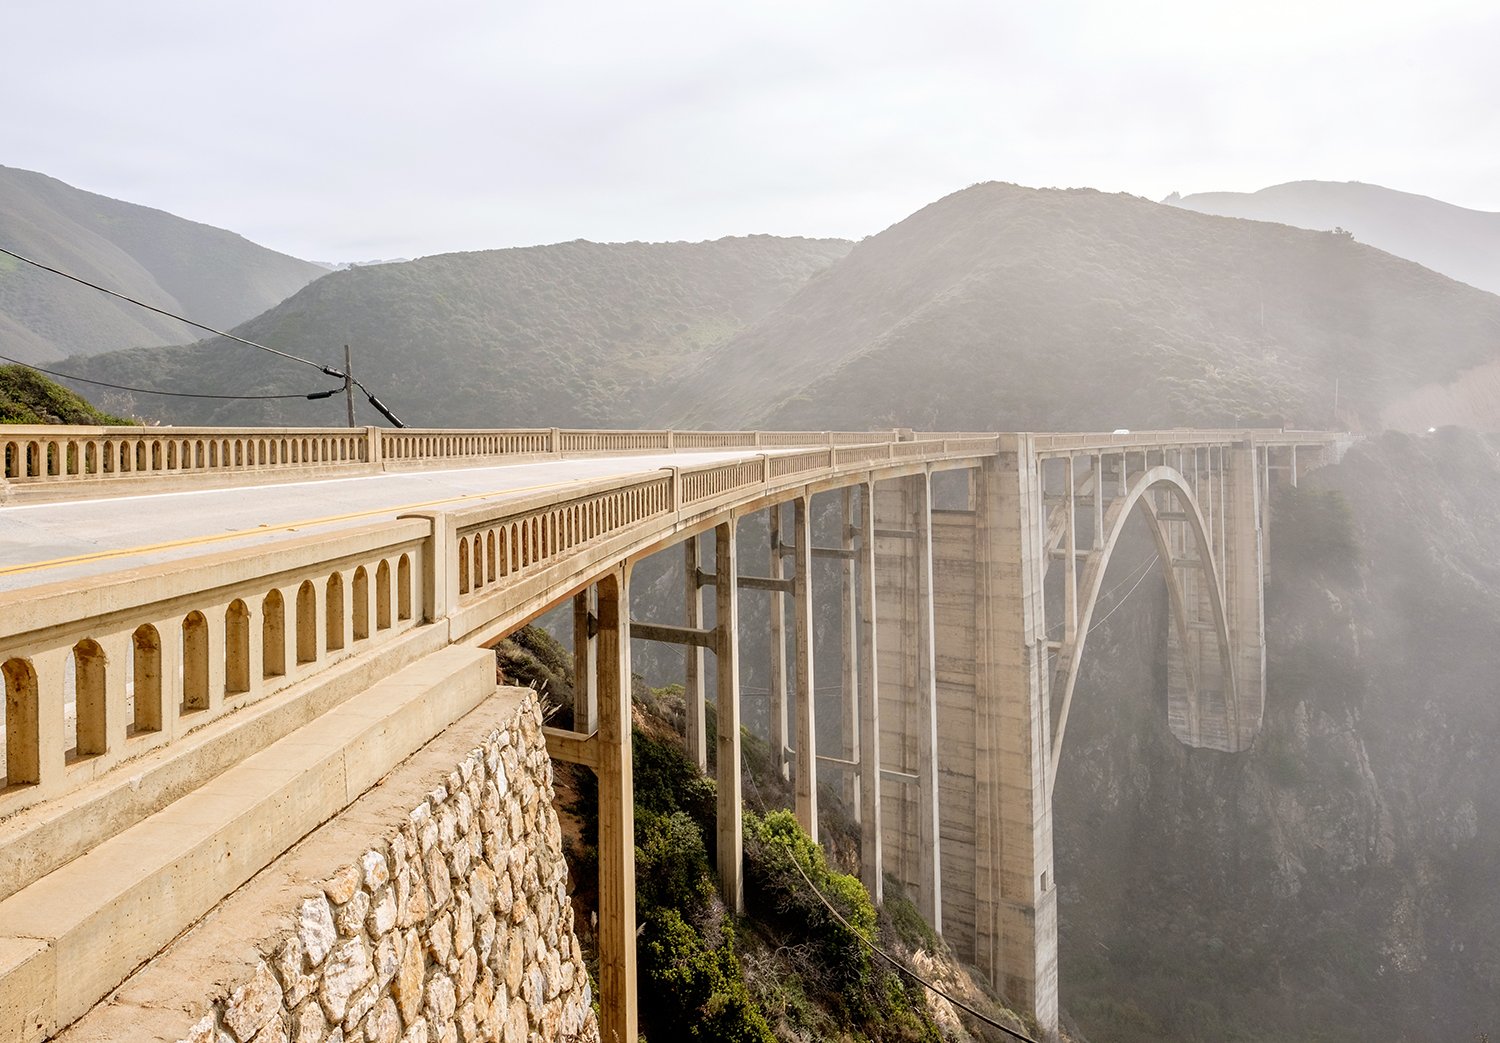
174;691;597;1043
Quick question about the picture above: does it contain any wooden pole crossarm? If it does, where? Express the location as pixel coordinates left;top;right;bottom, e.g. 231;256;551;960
629;622;717;649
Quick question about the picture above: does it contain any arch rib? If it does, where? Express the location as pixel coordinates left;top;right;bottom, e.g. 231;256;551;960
1047;466;1238;796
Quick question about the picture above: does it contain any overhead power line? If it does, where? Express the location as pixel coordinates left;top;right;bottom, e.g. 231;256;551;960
0;354;342;402
0;244;407;426
775;842;1040;1043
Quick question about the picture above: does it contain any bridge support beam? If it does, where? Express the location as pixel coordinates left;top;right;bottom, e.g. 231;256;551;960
792;497;818;839
874;475;941;927
595;567;638;1043
976;449;1058;1040
857;481;884;903
683;535;707;771
573;587;597;735
841;487;861;818
715;521;745;913
768;506;789;781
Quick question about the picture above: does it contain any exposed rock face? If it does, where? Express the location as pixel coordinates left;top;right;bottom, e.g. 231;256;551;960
177;694;598;1043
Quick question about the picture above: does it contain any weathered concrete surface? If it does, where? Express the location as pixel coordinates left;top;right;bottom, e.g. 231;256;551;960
0;645;496;1043
57;688;597;1043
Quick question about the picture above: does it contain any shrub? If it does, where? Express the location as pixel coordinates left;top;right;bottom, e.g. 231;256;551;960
639;909;775;1043
743;809;875;999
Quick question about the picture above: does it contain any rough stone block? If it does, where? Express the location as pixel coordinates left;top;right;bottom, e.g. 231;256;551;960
221;960;283;1043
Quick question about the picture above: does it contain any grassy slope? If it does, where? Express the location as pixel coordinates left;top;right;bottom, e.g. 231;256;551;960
666;182;1500;433
0;164;326;363
63;235;851;428
0;364;134;425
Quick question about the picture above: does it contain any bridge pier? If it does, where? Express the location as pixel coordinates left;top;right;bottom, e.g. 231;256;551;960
976;449;1060;1038
714;521;745;914
595;566;639;1043
791;497;818;840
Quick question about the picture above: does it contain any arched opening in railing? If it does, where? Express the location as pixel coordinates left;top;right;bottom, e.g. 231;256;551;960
263;590;286;678
296;581;317;665
3;657;41;787
182;611;210;712
458;538;471;595
352;567;370;641
397;555;412;621
376;561;392;631
131;624;163;735
225;599;251;695
326;572;345;652
71;639;108;760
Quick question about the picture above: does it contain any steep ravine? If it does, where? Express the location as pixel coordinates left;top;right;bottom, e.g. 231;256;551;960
1053;430;1500;1042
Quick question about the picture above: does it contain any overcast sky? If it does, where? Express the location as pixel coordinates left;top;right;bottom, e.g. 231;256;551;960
4;0;1496;262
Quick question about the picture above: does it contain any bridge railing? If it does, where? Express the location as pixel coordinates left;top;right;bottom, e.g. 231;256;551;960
1;425;914;499
0;426;373;488
0;518;432;821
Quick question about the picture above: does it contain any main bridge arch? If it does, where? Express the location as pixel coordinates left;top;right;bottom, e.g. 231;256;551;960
1045;465;1239;795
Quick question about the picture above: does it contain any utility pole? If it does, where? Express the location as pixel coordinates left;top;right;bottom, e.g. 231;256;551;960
343;344;356;428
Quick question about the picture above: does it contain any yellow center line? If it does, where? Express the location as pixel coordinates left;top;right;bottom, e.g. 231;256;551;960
1;477;584;578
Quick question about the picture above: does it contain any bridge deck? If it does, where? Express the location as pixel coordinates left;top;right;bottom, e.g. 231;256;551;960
0;448;772;595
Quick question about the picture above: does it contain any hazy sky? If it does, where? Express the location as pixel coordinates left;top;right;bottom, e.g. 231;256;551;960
4;0;1496;261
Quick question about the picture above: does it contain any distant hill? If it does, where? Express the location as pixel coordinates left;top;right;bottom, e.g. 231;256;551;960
666;182;1500;433
63;236;852;427
0;363;134;425
1170;181;1500;296
0;164;326;362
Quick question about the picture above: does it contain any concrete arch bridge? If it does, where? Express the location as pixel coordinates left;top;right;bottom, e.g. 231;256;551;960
0;425;1343;1043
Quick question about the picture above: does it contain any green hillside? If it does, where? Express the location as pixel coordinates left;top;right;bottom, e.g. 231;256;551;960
666;182;1500;433
1172;180;1500;296
0;364;134;425
62;235;851;428
0;164;326;362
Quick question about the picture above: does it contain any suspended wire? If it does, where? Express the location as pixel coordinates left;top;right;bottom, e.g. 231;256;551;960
1047;550;1157;638
0;353;342;402
737;758;1038;1043
1085;554;1159;635
0;244;326;371
0;244;407;426
774;840;1041;1043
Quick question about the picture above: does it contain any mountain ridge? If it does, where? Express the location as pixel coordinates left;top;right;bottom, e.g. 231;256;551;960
0;164;327;362
1170;179;1500;296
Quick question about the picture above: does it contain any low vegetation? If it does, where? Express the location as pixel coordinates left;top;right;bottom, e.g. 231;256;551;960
0;364;135;425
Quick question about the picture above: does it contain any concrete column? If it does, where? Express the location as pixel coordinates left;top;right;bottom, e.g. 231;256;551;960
594;566;637;1043
573;587;598;736
840;487;860;817
857;481;883;904
792;496;817;839
913;471;942;930
681;538;705;767
715;521;744;913
767;506;789;781
1092;454;1104;551
974;447;1058;1040
1225;443;1267;749
1063;456;1078;642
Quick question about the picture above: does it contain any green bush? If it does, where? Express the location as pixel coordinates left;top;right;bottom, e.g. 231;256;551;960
640;909;775;1043
635;809;712;915
744;809;875;999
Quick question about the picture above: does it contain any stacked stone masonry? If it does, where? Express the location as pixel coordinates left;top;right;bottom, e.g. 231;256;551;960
175;693;598;1043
